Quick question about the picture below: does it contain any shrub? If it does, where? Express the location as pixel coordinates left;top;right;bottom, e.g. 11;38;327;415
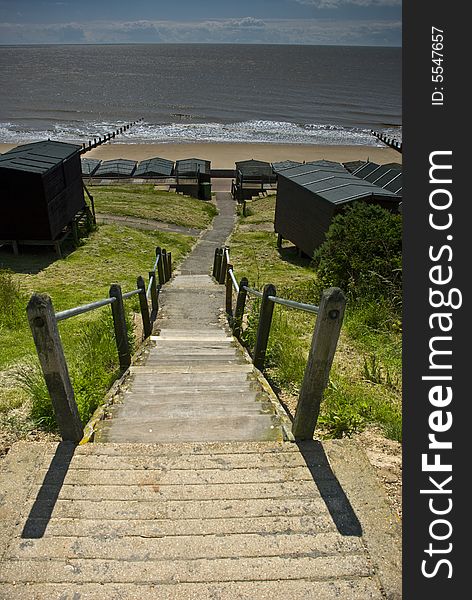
313;202;402;310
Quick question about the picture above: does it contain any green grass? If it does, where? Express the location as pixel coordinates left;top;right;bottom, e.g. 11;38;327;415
0;224;195;432
229;194;402;441
90;184;218;229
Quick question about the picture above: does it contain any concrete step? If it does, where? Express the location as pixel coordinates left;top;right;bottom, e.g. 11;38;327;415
7;531;362;561
0;579;384;600
98;415;281;443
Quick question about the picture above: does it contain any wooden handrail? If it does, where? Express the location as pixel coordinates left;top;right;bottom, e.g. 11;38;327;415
26;245;172;441
212;245;345;440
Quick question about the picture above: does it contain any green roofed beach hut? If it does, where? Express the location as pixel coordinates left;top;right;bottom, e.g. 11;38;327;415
275;162;401;257
94;159;137;178
134;157;174;178
0;140;85;243
81;158;101;177
175;158;211;199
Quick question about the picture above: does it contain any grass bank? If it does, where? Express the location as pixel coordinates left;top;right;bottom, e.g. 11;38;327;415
229;196;402;441
0;223;195;450
90;184;217;229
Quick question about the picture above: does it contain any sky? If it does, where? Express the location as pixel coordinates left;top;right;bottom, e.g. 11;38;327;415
0;0;402;46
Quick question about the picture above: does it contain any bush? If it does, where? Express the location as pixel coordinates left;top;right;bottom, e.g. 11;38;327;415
313;202;402;310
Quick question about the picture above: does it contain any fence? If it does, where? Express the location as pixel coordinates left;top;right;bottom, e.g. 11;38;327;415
213;246;346;440
26;246;172;442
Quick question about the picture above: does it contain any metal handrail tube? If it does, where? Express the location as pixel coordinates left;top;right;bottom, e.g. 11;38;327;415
55;297;116;322
268;295;319;314
146;274;155;299
228;268;239;293
151;252;160;273
225;248;230;264
122;289;141;300
242;285;263;298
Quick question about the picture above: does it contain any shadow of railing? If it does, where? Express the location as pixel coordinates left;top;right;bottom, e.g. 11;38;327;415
297;440;362;537
21;441;76;539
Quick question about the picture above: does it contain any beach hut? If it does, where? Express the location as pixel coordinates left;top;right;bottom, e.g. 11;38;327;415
81;158;101;177
175;158;211;199
134;157;174;178
351;161;402;195
274;162;401;257
232;159;276;201
271;160;302;174
0;140;85;243
94;159;137;178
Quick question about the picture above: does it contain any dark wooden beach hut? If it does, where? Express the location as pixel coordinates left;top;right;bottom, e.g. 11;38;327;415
274;162;401;258
175;158;211;199
81;158;101;177
232;159;277;201
134;157;174;178
0;140;85;245
94;159;137;178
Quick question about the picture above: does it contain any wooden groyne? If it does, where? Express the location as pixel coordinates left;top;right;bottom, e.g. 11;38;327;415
371;129;402;154
80;118;144;155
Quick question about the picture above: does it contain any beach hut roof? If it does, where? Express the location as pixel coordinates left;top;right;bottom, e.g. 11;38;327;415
135;157;174;177
175;158;211;175
0;140;81;174
94;159;137;177
352;161;402;194
235;159;273;177
342;160;367;173
81;158;101;176
279;164;400;205
271;160;303;173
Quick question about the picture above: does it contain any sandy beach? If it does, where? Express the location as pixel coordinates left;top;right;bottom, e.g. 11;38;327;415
0;142;401;169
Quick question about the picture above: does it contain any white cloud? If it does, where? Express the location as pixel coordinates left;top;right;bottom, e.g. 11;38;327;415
0;18;401;46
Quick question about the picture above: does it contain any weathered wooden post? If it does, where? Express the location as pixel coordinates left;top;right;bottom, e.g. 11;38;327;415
109;284;131;372
148;270;159;318
219;247;228;284
161;249;169;282
167;251;172;280
212;248;219;278
214;248;223;281
137;276;152;339
225;264;233;316
155;247;165;286
253;283;276;371
292;287;346;440
233;277;248;339
26;294;83;442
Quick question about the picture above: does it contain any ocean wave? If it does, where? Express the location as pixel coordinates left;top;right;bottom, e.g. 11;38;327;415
0;119;401;146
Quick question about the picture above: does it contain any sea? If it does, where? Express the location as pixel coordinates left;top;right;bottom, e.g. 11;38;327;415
0;44;401;147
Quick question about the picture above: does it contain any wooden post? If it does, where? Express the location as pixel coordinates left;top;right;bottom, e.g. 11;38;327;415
253;283;276;371
71;219;79;246
26;293;83;442
167;251;172;279
109;284;131;372
277;233;282;248
242;200;247;217
292;287;346;440
233;277;248;339
225;264;233;316
137;276;152;339
219;247;228;284
148;270;159;318
155;247;165;287
214;248;222;282
212;248;219;278
161;249;169;282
